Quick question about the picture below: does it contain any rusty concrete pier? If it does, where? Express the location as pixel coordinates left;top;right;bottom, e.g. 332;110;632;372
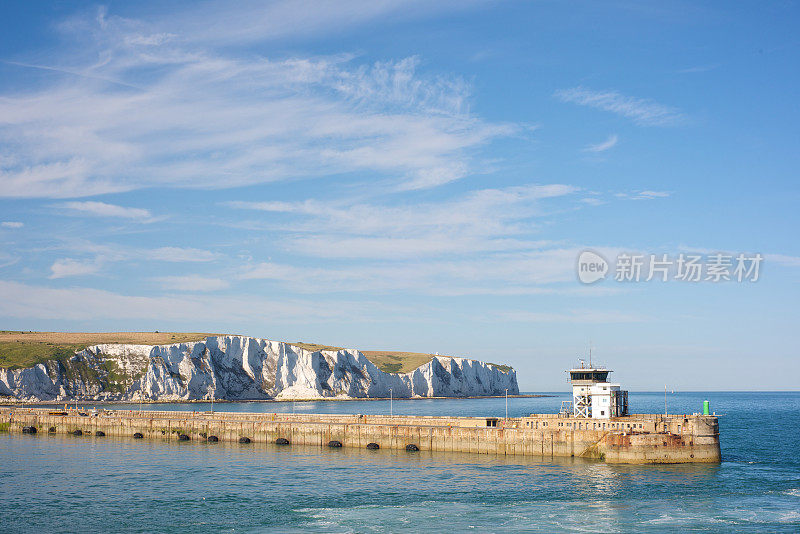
1;407;720;464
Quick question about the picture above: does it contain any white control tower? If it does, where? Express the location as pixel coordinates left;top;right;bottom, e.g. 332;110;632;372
567;359;628;419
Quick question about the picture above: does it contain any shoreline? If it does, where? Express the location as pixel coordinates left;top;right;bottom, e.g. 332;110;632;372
0;394;551;406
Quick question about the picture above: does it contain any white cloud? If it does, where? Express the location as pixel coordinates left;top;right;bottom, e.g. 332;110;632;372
1;221;24;228
616;190;671;200
584;134;618;152
757;254;800;268
0;280;374;323
124;33;176;46
397;162;469;191
51;241;221;263
231;238;631;297
153;275;230;292
555;87;683;126
327;55;472;116
49;258;102;279
497;309;647;324
146;247;220;263
677;64;720;74
238;247;595;295
138;0;475;47
637;190;671;199
44;242;220;280
224;182;587;295
228;183;578;259
59;201;153;220
0;8;510;198
282;235;528;259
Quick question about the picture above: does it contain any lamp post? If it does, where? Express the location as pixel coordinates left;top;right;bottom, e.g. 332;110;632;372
203;350;215;415
505;388;509;419
389;388;393;417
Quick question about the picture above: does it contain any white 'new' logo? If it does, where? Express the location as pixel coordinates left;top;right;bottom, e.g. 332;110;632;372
577;250;608;284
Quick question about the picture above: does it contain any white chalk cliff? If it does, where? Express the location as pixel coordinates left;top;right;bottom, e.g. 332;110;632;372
0;336;519;401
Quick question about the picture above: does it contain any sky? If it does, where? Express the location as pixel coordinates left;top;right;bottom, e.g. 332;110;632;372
0;1;798;391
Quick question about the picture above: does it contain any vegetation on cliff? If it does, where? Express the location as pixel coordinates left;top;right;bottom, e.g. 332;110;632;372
0;331;215;370
1;332;515;376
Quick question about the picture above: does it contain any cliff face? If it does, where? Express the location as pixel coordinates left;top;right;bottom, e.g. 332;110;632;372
0;336;519;401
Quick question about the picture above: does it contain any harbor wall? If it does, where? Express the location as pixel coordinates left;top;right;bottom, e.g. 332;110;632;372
1;408;720;464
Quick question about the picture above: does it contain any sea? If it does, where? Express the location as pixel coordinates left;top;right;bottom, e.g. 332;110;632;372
2;391;799;533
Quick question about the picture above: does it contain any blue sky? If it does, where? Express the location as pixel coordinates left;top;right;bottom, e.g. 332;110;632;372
1;1;798;390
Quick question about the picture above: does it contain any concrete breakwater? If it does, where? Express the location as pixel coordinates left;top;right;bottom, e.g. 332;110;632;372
1;407;720;464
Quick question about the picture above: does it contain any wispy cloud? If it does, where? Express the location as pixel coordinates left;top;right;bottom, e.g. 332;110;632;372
236;247;627;296
555;87;684;126
221;185;643;298
677;63;721;74
227;183;578;259
46;243;220;279
146;247;219;263
637;190;671;199
761;254;800;267
153;275;230;292
616;190;671;200
49;258;102;279
58;241;220;263
238;250;577;294
497;309;647;324
58;201;154;221
132;0;476;47
584;134;618;152
396;161;469;191
0;8;510;198
0;280;378;323
1;221;24;228
223;184;620;295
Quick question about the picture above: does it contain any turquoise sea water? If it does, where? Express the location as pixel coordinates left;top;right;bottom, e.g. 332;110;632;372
2;392;799;533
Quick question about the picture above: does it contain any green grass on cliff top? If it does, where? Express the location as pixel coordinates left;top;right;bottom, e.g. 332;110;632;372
292;342;439;373
0;331;214;370
0;332;514;374
290;343;513;374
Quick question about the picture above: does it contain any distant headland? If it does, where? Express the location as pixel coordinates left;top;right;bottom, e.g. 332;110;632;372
0;332;519;402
